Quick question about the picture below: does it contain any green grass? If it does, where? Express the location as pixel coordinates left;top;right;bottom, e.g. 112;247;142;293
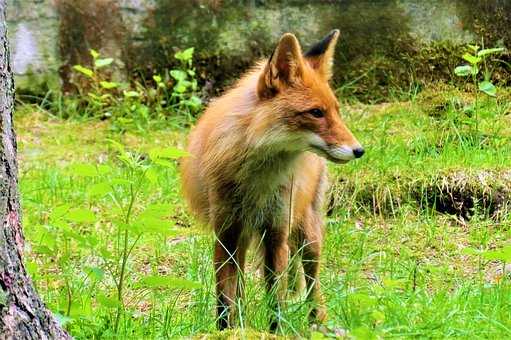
15;87;511;339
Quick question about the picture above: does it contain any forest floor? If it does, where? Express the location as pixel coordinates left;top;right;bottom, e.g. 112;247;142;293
15;87;511;339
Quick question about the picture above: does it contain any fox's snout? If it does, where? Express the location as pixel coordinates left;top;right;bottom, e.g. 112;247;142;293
308;135;364;163
326;144;364;162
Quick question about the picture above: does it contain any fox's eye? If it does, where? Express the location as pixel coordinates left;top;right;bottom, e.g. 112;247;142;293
309;108;325;118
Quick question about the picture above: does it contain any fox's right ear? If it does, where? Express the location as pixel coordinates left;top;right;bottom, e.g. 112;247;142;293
304;29;340;80
257;33;304;99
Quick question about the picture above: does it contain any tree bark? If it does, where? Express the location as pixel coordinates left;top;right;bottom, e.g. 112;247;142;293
0;2;70;339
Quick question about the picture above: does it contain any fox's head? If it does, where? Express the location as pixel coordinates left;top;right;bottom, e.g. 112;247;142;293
255;30;364;163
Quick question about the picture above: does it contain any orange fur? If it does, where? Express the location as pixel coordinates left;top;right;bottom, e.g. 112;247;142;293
181;30;363;331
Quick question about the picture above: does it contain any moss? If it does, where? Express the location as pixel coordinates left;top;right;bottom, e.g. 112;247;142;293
15;68;60;100
20;0;511;101
194;328;282;339
127;0;510;102
416;83;470;118
329;169;511;219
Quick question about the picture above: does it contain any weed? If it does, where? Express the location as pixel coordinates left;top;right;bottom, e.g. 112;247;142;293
45;48;202;131
454;43;506;132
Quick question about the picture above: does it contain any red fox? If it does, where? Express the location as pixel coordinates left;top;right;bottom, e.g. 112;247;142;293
181;30;364;331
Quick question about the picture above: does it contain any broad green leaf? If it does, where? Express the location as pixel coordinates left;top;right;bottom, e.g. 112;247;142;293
40;232;56;249
174;83;187;93
25;261;38;276
149;147;188;160
454;65;472;77
123;90;140;98
311;332;328;340
96;294;121;308
63;228;86;244
174;80;192;93
85;267;105;281
65;208;96;223
90;49;100;59
73;65;94;78
153;75;162;83
139;203;173;219
34;245;54;255
135;275;201;290
69;297;93;317
110;178;132;186
94;58;114;68
107;139;125;153
468;44;480;53
350;293;377;308
170;70;187;82
97;164;112;175
371;310;385;323
479;80;496;97
477;47;505;57
87;182;112;198
462;247;480;256
99;81;119;89
471;64;480;75
69;163;97;177
351;326;377;340
462;53;481;65
382;278;405;289
152;158;174;168
174;47;194;62
132;216;174;234
481;246;511;262
145;167;158;184
49;204;72;221
185;96;202;110
99;247;114;260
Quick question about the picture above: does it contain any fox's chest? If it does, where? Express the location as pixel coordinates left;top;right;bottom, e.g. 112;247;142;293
237;182;290;230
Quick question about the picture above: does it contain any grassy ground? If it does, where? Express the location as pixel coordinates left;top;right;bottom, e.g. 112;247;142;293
15;86;511;339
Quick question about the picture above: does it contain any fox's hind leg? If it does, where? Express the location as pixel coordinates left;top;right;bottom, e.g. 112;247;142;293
214;219;247;330
302;208;327;324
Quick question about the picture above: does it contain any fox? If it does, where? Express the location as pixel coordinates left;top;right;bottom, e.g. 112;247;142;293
181;30;364;331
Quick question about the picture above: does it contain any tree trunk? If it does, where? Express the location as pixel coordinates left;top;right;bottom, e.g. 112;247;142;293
0;2;70;339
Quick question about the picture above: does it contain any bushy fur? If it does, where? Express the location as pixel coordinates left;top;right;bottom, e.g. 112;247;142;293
181;30;362;331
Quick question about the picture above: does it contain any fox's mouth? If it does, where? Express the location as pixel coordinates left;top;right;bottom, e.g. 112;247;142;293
309;145;351;164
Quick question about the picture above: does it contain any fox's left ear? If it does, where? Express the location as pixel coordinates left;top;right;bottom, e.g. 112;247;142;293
304;29;340;80
258;33;305;99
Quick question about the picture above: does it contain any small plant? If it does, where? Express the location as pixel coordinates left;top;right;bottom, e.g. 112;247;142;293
454;44;505;97
454;44;506;132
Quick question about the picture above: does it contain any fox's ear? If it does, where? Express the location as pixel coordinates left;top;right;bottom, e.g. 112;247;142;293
257;33;304;99
304;29;340;80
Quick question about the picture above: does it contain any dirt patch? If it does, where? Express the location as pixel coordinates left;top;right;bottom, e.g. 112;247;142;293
330;169;511;219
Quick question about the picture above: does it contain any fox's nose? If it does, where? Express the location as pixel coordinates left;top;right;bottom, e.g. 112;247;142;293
353;147;365;158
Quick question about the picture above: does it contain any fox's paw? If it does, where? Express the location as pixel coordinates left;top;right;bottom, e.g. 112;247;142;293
309;305;327;325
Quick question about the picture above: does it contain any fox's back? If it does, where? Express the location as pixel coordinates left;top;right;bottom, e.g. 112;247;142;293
181;69;261;223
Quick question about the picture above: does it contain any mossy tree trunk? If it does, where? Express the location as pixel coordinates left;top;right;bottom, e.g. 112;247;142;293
0;2;70;338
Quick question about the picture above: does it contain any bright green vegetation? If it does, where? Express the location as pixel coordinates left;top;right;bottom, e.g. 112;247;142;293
15;84;511;338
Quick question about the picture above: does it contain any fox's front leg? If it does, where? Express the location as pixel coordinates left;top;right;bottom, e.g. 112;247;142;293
263;228;289;332
302;210;327;324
